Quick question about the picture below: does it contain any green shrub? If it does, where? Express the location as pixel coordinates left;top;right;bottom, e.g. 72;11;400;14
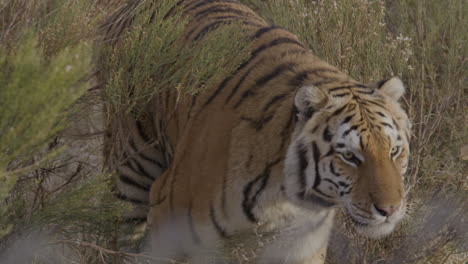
99;0;251;116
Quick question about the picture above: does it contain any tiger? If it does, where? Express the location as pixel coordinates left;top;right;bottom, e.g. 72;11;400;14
100;0;411;263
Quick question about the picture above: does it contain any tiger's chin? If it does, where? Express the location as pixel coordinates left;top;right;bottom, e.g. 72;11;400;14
350;218;398;239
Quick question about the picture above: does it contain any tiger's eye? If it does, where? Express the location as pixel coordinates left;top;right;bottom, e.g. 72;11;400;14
343;151;354;160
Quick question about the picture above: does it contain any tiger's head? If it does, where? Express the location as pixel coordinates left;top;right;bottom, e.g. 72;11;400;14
284;77;410;238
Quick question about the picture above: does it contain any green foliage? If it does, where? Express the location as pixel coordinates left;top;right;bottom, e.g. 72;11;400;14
0;33;91;235
99;0;251;116
38;0;106;58
31;173;129;238
0;173;130;263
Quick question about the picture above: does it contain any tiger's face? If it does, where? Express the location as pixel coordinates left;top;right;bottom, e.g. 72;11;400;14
285;77;410;238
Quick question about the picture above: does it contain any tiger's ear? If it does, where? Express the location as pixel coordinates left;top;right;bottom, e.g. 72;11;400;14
295;85;328;120
376;77;405;101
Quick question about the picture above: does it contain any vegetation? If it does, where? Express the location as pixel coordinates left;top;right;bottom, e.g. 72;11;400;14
0;0;127;262
0;0;466;263
240;0;467;263
99;0;251;117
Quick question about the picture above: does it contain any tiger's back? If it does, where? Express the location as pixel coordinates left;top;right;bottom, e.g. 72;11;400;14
101;0;411;263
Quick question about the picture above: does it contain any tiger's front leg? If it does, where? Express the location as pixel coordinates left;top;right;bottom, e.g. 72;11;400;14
258;210;334;264
147;168;228;264
147;199;226;264
298;246;327;264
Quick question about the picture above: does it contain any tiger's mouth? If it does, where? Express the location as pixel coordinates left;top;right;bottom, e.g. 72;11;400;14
349;217;370;227
346;205;405;239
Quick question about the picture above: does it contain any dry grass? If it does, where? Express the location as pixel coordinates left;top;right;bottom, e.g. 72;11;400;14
0;0;466;263
241;0;467;263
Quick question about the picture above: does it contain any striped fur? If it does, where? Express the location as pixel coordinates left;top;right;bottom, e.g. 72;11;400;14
100;0;411;262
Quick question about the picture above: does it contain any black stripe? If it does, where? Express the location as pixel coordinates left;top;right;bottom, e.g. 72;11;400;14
297;143;308;199
249;37;304;61
128;158;156;180
347;155;362;166
221;170;228;218
365;100;386;108
193;20;261;41
225;58;265;103
204;75;234;106
242;174;268;222
123;159;152;181
342;187;352;195
341;115;354;125
323;126;333;142
329;84;367;92
289;71;309;87
242;171;270;222
188;200;201;244
234;63;297;108
263;93;289;112
312;142;322;188
163;0;186;19
257;63;297;87
325;146;335;157
210;203;228;238
252;25;282;39
338;181;350;188
354;89;374;95
119;174;150;191
376;111;386;117
122;217;147;224
328;85;352;92
380;122;393;129
136;120;151;142
311;125;320;133
204;37;303;106
343;125;358;137
279;107;295;151
241;114;274;131
323;178;339;189
128;139;166;169
333;92;351;97
242;159;280;222
169;171;177;212
192;6;257;21
289;68;339;87
326;105;347;121
114;192;147;205
184;0;238;13
279;49;307;58
304;107;316;119
376;78;390;89
329;161;340;176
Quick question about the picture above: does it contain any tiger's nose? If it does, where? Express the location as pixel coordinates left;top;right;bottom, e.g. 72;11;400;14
373;204;399;217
